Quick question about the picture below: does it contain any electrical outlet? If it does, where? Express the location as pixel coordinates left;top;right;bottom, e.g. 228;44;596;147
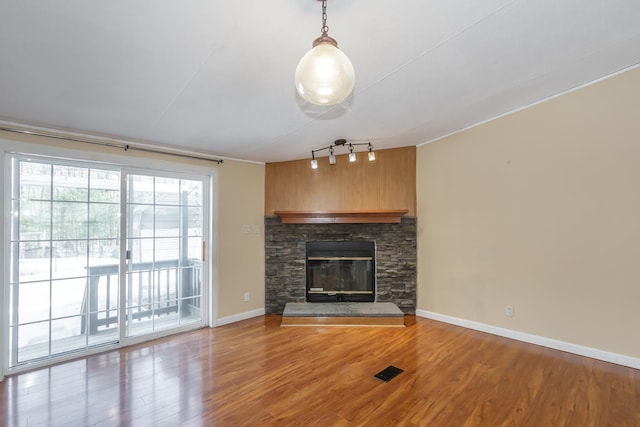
243;292;250;302
505;305;514;317
242;224;251;234
252;224;261;234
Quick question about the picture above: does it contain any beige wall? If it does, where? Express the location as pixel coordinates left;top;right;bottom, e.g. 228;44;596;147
0;130;265;322
217;160;265;318
417;66;640;358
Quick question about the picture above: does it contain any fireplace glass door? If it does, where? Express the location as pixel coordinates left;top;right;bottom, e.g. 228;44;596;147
306;241;375;302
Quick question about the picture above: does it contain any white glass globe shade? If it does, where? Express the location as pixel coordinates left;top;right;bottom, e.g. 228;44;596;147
295;42;355;106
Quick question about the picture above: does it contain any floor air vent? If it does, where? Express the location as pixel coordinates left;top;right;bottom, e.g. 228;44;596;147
374;365;404;382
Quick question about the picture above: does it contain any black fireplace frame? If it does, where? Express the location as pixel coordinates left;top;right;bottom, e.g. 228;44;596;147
305;241;375;303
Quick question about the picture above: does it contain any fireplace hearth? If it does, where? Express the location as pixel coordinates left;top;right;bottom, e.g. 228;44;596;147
265;216;417;314
306;241;375;303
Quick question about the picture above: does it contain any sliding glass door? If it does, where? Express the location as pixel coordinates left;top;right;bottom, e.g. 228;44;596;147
125;174;205;337
8;159;121;365
6;155;208;369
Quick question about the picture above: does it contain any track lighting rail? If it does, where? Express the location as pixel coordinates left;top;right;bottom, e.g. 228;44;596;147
310;139;375;169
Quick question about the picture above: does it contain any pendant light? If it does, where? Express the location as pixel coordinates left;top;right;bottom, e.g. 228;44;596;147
295;0;355;106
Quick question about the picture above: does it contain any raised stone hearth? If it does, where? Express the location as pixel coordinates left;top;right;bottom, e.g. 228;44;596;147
281;302;405;327
265;216;417;314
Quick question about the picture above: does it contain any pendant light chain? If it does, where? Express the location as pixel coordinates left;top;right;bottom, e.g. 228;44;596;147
321;0;329;35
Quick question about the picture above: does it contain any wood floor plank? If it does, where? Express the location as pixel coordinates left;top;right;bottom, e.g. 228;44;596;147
1;315;639;426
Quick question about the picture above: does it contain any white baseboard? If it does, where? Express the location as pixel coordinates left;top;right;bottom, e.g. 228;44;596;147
416;309;640;370
214;308;265;327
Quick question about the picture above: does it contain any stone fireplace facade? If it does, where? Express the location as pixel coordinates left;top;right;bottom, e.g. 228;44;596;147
265;216;417;314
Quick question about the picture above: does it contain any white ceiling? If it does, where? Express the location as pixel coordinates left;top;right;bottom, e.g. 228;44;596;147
1;0;640;163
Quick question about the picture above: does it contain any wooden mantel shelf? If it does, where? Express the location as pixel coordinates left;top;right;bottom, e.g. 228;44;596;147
274;209;409;224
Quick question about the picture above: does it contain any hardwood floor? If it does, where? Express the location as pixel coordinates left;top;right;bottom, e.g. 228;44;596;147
1;315;639;426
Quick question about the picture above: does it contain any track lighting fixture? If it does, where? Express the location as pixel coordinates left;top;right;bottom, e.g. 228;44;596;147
310;139;376;169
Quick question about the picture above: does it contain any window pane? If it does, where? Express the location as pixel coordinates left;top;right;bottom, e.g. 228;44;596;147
88;315;119;346
154;267;177;303
17;322;50;362
128;238;154;263
129;175;154;203
52;201;88;240
51;242;87;280
88;239;119;264
90;169;120;203
187;237;203;261
180;264;201;299
127;270;153;309
155;238;179;262
18;281;50;324
19;200;51;240
89;203;120;239
51;317;83;355
86;274;119;313
180;298;201;324
49;239;73;260
152;302;179;332
155;206;180;237
19;162;51;200
51;278;86;319
181;180;202;206
15;241;51;283
187;206;202;236
20;181;51;201
128;204;153;238
155;177;180;205
126;312;151;336
53;165;88;201
52;238;87;260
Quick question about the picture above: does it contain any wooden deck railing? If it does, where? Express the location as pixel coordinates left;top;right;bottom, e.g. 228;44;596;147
81;259;202;334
